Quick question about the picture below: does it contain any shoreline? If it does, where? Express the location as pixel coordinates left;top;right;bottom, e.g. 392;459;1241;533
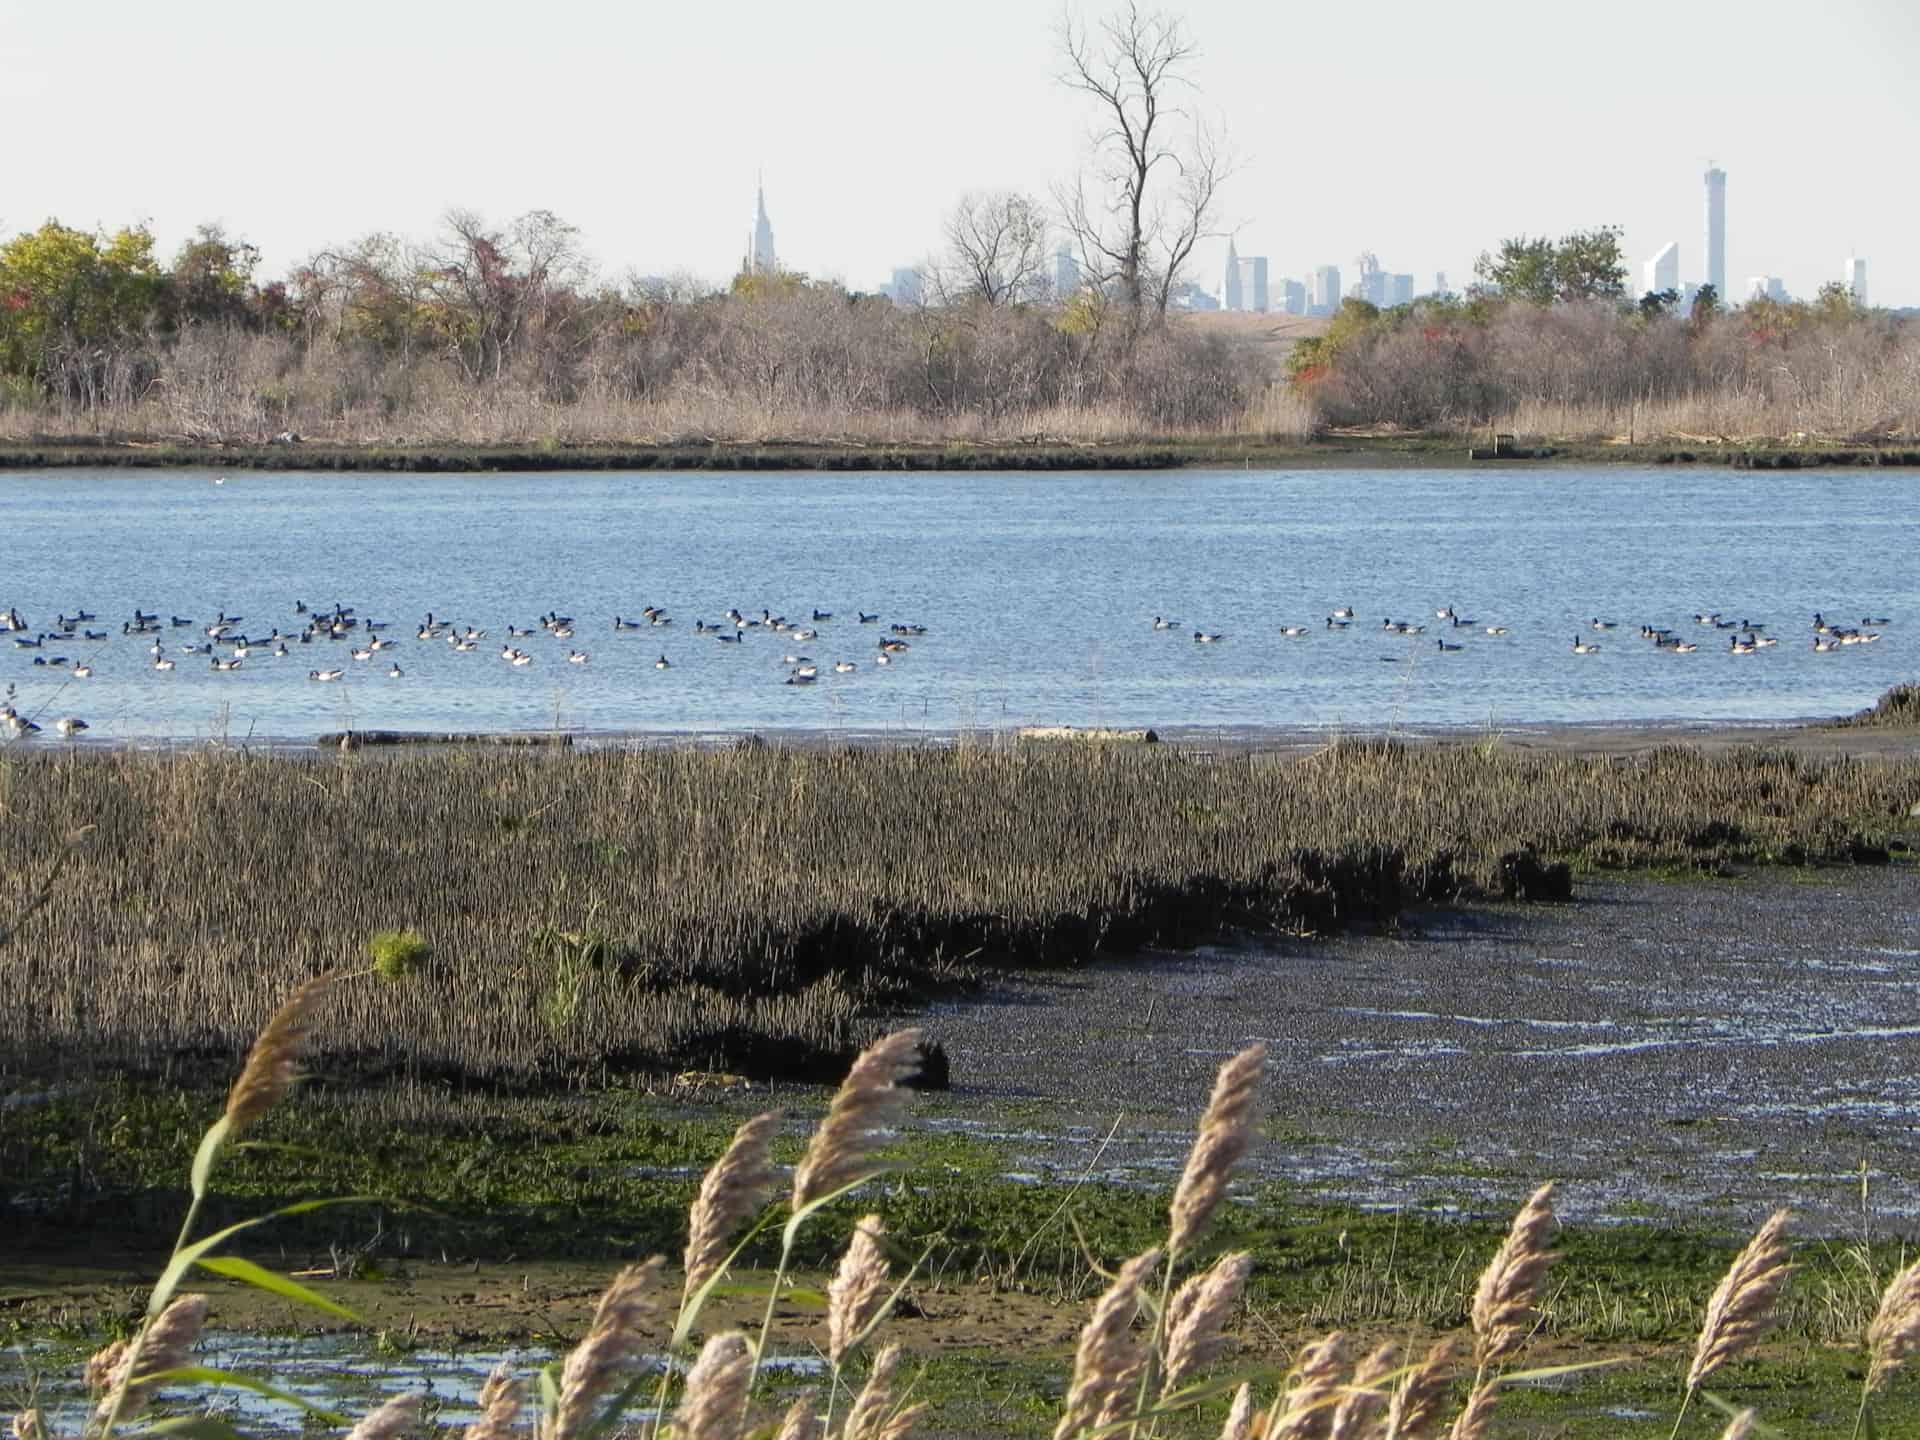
5;435;1920;472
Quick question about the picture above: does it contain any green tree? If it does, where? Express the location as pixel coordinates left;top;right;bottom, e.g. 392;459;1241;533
1472;235;1558;305
1551;226;1627;302
1688;283;1720;332
1638;287;1681;319
169;224;261;328
0;220;163;386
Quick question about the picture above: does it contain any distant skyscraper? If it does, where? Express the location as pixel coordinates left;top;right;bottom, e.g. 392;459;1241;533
1387;273;1415;307
1845;255;1868;306
1221;238;1244;311
1054;245;1082;301
1643;241;1679;297
1434;271;1448;296
1281;278;1307;315
1745;275;1788;303
1239;255;1269;312
743;178;777;276
884;267;924;307
1703;166;1726;298
1312;265;1341;313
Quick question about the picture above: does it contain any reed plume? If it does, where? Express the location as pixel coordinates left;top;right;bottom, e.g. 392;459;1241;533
224;974;333;1133
1055;1249;1160;1440
1445;1381;1499;1440
828;1215;893;1366
1329;1342;1398;1440
1686;1209;1793;1388
843;1343;927;1440
1866;1257;1920;1393
1719;1410;1756;1440
773;1397;818;1440
463;1363;523;1440
683;1109;782;1302
792;1029;923;1211
1169;1043;1268;1256
549;1257;664;1440
1218;1384;1253;1440
10;1411;44;1440
93;1293;208;1424
675;1331;754;1440
1161;1250;1252;1396
1270;1330;1347;1440
1385;1338;1455;1440
1469;1182;1557;1371
346;1394;422;1440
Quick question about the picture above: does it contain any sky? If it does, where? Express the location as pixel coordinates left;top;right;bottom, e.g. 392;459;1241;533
3;0;1917;306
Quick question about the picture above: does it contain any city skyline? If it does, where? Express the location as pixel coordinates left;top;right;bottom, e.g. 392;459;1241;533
3;0;1916;306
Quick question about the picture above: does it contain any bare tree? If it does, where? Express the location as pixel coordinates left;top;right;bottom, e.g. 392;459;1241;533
424;209;587;382
939;191;1050;307
1055;2;1225;323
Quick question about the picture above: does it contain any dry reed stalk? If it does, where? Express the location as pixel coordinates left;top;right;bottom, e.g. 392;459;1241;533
224;973;333;1133
827;1214;893;1366
1160;1250;1253;1396
549;1257;664;1440
683;1110;783;1302
10;1411;44;1440
1169;1044;1268;1256
1054;1249;1161;1440
792;1030;924;1211
462;1363;523;1440
1866;1258;1920;1393
1444;1382;1499;1440
1328;1342;1398;1440
1384;1338;1455;1440
93;1293;208;1424
86;1340;129;1394
1687;1209;1794;1388
1271;1331;1348;1440
1469;1182;1557;1370
1218;1384;1253;1440
675;1331;754;1440
773;1397;818;1440
346;1394;423;1440
1719;1410;1757;1440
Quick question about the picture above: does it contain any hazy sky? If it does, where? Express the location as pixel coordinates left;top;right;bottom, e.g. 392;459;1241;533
4;0;1916;305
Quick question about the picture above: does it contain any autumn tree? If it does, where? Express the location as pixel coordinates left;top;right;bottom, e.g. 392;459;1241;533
1055;2;1225;324
938;191;1050;307
0;221;165;399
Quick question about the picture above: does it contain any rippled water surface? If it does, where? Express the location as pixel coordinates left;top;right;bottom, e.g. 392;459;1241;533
1;466;1913;741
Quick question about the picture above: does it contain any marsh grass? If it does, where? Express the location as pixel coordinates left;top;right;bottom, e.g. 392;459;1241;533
1;743;1914;1089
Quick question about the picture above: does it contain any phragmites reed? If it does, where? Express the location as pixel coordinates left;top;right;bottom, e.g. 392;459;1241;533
93;1293;209;1423
462;1363;523;1440
828;1215;894;1366
1445;1381;1500;1440
1218;1384;1253;1440
675;1331;754;1440
1469;1182;1558;1370
1329;1342;1399;1440
1687;1209;1794;1389
1055;1248;1161;1440
224;973;333;1133
1271;1330;1348;1440
1161;1250;1253;1396
843;1343;926;1440
346;1394;422;1440
10;1411;44;1440
549;1257;664;1440
683;1110;783;1302
1385;1338;1456;1440
1169;1043;1268;1256
792;1029;924;1212
1866;1258;1920;1394
1719;1410;1757;1440
86;1340;128;1394
773;1397;818;1440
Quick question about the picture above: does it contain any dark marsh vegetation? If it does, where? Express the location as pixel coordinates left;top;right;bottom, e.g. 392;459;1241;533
2;739;1915;1090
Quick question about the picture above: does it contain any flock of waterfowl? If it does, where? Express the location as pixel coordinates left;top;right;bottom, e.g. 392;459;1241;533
1151;604;1893;660
0;597;935;738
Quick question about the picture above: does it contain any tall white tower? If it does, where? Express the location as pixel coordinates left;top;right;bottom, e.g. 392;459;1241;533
1643;241;1679;297
1845;255;1868;307
744;178;777;276
1703;166;1726;298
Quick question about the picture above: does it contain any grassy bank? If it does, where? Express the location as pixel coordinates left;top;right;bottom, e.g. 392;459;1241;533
5;436;1920;472
1;741;1916;1090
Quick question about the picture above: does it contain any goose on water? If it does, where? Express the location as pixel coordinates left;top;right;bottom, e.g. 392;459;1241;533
1571;636;1601;654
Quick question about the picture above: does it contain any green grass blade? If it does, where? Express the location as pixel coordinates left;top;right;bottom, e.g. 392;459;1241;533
189;1116;233;1204
193;1256;362;1321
